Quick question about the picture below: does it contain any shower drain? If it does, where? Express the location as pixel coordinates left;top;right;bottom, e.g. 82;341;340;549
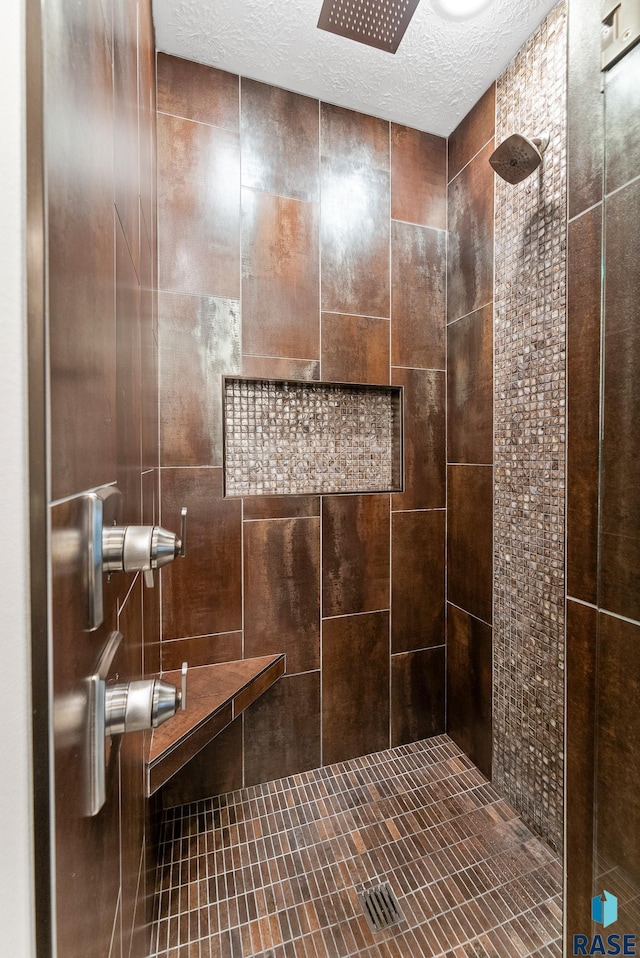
358;882;403;932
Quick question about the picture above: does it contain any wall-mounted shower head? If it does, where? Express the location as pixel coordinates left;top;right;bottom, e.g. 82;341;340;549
489;132;549;184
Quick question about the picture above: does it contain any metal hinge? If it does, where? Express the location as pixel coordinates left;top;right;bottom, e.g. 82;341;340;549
602;0;640;70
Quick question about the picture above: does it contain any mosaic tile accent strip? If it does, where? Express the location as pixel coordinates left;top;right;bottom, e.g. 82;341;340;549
224;378;402;497
493;2;567;854
149;735;562;958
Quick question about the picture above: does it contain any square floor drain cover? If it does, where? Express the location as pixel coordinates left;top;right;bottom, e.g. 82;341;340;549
359;882;403;932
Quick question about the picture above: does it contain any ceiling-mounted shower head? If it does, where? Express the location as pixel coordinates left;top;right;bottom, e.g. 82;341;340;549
489;132;549;184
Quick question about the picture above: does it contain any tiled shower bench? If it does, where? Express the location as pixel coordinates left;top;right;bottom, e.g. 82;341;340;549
145;653;285;796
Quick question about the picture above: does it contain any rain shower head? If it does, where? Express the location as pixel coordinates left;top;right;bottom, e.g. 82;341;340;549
489;132;549;184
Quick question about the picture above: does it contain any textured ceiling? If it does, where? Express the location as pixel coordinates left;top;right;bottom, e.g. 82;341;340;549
152;0;558;137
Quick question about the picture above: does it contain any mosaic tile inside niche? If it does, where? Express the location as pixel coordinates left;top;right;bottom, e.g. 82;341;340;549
149;735;562;958
224;378;402;496
493;1;567;855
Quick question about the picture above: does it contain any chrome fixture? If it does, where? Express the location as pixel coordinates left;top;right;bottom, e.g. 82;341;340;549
86;631;187;816
83;485;187;630
489;132;549;184
602;0;640;70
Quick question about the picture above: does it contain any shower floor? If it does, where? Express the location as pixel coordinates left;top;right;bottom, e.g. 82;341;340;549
149;735;562;958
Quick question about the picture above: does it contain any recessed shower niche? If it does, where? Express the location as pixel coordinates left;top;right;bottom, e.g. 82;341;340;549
223;377;403;496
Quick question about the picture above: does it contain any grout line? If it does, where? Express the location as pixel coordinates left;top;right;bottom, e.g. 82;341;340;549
391;217;447;233
243;515;320;523
322;609;390;622
447;601;493;630
157;107;239;136
567;197;603;224
447;134;496;186
446;300;494;326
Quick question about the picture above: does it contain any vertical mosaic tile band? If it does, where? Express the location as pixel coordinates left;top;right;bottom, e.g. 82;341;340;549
224;378;403;496
493;2;567;854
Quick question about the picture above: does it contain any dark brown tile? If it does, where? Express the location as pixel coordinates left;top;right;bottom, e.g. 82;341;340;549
567;207;601;604
158;291;240;467
321;313;390;384
391;125;446;230
243;497;320;520
115;218;142;529
244;518;320;673
605;42;640;196
601;180;640;619
320;102;389;170
242;189;320;359
114;0;140;280
447;465;493;624
322;495;390;618
391;221;446;370
241;79;319;201
391;647;445;747
392;368;446;511
161;468;242;640
140;226;159;473
160;717;243;808
446;604;492;778
138;0;156;254
567;0;604;218
596;612;640;891
565;600;597;944
241;356;320;380
447;305;493;465
447;140;494;323
322;612;390;764
321;156;390;317
392;510;445;653
244;673;321;786
47;2;115;500
157;53;239;130
161;632;243;670
448;84;495;183
157;112;240;299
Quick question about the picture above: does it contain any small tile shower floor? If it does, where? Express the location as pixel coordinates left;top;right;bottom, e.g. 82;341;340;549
149;735;562;958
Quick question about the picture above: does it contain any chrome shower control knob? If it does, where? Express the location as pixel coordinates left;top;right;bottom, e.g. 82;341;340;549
105;674;185;735
102;507;188;588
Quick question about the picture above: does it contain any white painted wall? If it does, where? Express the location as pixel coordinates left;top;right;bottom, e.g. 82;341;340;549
0;0;37;955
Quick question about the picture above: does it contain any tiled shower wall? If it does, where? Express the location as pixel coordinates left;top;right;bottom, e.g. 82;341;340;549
566;0;640;942
447;3;567;855
493;4;567;853
156;54;448;804
46;1;159;956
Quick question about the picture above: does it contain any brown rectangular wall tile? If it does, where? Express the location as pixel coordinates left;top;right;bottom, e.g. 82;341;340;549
140;230;159;474
447;140;494;324
241;79;319;201
244;673;321;786
244;518;320;673
142;469;160;678
447;305;493;465
244;496;320;520
322;495;390;618
321;156;390;317
446;604;492;778
242;189;320;359
157;112;240;299
391;221;446;370
161;468;242;641
567;0;604;218
391;125;446;229
47;1;115;501
114;0;140;279
157;53;239;129
158;291;240;467
447;465;493;625
596;612;640;890
391;647;445;747
565;600;597;946
392;368;445;511
448;83;495;182
604;43;640;197
322;612;390;764
115;217;142;528
160;718;243;808
391;510;445;653
241;356;320;380
321;313;390;384
601;179;640;621
567;207;601;604
320;102;389;170
161;633;243;670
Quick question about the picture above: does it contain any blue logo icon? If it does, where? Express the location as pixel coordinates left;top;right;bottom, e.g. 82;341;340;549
592;891;618;928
